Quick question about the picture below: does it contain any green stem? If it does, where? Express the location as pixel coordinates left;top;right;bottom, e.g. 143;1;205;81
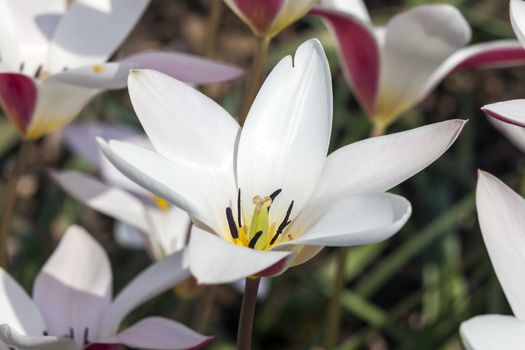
238;37;271;126
0;139;33;268
236;277;261;350
325;247;350;350
202;0;223;58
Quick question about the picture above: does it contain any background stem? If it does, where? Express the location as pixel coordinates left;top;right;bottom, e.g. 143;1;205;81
0;139;33;268
202;0;223;59
238;37;271;126
236;277;261;350
194;286;218;333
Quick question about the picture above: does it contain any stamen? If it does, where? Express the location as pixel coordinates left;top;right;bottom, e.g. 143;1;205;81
63;66;69;71
83;328;89;345
43;331;48;336
270;200;294;245
19;62;25;72
269;189;282;202
69;327;75;339
226;207;239;239
34;65;43;78
249;231;263;248
237;188;242;227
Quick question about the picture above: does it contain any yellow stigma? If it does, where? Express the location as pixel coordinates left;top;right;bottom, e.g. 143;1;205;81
247;196;272;250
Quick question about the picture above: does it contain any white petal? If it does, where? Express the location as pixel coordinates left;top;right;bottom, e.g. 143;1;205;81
318;0;370;22
476;171;525;320
482;99;525;128
296;120;465;227
511;0;525;49
238;38;332;226
99;251;189;338
188;227;292;284
98;137;234;236
460;315;525;350
121;51;244;84
488;117;525;154
47;0;150;71
375;4;470;124
0;325;76;350
0;1;20;70
101;317;212;350
50;170;150;232
47;62;138;89
282;193;411;248
26;79;97;139
231;278;270;300
33;225;112;344
147;206;191;258
5;0;65;74
0;269;45;335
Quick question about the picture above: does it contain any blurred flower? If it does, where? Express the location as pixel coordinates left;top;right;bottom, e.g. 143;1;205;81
53;123;270;297
460;171;525;350
0;225;211;350
223;0;317;38
313;1;525;132
98;39;466;284
483;100;525;153
0;0;243;140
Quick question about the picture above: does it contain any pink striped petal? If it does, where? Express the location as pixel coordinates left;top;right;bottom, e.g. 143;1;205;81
0;73;37;135
451;40;525;72
310;7;379;115
482;100;525;128
225;0;283;36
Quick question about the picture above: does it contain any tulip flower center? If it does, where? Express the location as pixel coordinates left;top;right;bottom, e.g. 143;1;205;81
225;189;294;250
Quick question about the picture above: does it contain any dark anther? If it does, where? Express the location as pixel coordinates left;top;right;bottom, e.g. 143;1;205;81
63;66;69;71
226;207;239;239
83;328;89;345
269;189;282;202
34;65;43;78
270;201;294;245
249;231;263;248
237;188;242;227
19;62;24;72
69;327;75;339
43;331;48;336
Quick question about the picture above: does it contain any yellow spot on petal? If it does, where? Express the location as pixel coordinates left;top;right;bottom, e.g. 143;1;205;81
92;65;105;74
153;196;170;212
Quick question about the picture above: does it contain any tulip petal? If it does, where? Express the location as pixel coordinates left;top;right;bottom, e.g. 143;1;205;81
476;171;525;320
0;269;45;335
111;69;240;232
50;170;150;232
0;1;20;70
147;207;191;258
113;222;146;250
295;120;465;228
48;0;150;71
482;99;525;128
33;225;112;345
375;4;471;126
98;139;227;234
460;315;525;350
99;317;212;350
0;325;76;350
0;73;37;135
25;79;97;139
282;193;410;249
6;0;65;74
238;38;332;226
46;62;137;89
511;0;525;49
99;251;189;338
269;0;317;37
188;227;292;284
122;51;244;84
223;0;284;37
317;0;370;22
311;7;379;115
487;117;525;154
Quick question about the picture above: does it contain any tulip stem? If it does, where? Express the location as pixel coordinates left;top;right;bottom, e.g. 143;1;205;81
325;247;350;350
202;0;223;59
239;36;271;126
236;277;260;350
0;139;33;268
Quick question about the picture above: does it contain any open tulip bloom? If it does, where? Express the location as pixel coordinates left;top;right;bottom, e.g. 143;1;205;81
223;0;317;38
312;1;525;132
0;225;211;350
460;171;525;350
98;38;466;284
53;123;190;261
0;0;243;140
